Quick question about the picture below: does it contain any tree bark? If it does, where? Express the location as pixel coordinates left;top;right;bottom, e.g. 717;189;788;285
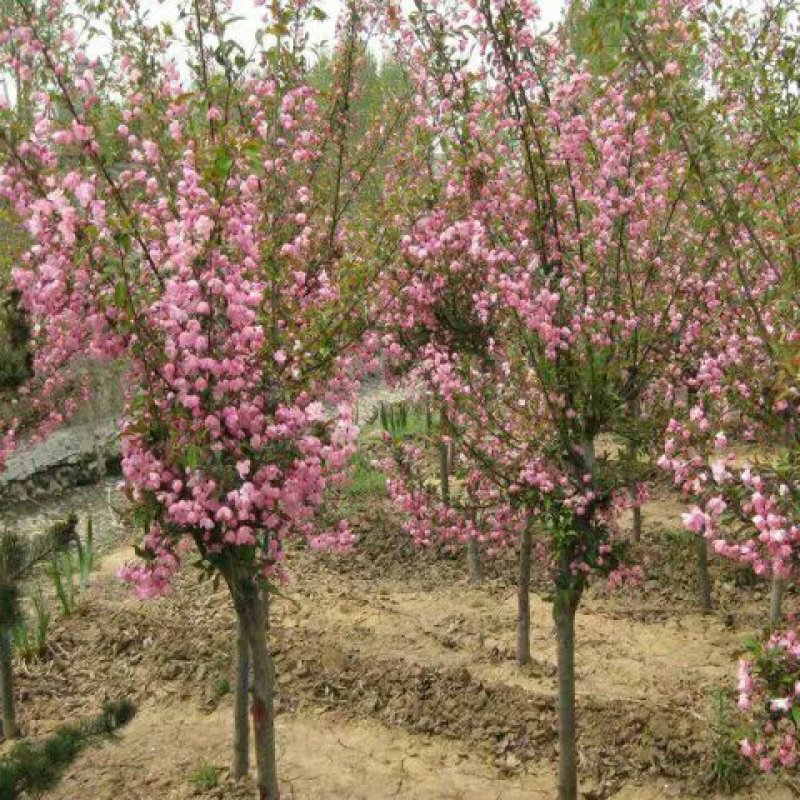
439;441;450;505
554;589;579;800
626;393;643;542
696;537;713;614
770;576;785;628
467;537;482;585
517;522;532;666
233;617;250;779
0;627;18;740
237;584;279;800
631;503;643;542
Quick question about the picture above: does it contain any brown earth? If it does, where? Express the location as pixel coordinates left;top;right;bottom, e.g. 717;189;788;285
4;486;796;800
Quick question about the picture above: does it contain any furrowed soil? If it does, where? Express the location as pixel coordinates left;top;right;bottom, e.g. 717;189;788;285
6;483;796;800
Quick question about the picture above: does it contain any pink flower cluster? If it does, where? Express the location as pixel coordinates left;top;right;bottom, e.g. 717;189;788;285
739;631;800;771
0;0;370;597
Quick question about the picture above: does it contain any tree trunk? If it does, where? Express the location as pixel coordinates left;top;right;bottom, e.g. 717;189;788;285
237;585;279;800
770;576;785;628
696;537;713;614
233;617;250;780
626;393;642;542
467;537;482;585
439;441;450;505
517;523;532;666
0;627;18;740
631;503;643;542
554;589;579;800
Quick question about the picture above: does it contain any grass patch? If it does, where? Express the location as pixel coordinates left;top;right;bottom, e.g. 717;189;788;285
188;762;221;791
343;451;387;500
0;698;135;800
709;689;747;795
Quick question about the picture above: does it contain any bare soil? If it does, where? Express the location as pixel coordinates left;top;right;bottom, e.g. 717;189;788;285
6;484;796;799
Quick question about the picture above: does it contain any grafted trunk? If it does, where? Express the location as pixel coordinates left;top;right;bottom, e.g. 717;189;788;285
696;537;713;614
770;576;785;628
554;589;579;800
233;617;250;779
236;584;279;800
517;523;532;666
0;627;18;740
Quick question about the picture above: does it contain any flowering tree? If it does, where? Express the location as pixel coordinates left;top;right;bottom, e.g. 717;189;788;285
622;0;800;776
380;2;726;797
0;0;408;796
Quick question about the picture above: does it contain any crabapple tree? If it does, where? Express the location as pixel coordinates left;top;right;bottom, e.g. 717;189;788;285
381;2;724;797
0;0;407;796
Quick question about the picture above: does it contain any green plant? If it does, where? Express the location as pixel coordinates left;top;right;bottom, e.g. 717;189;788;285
188;762;220;791
0;698;135;800
709;689;746;794
75;515;95;591
214;677;231;698
48;553;76;617
343;451;387;499
11;586;49;662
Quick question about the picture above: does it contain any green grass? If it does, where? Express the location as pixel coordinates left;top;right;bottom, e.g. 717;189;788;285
188;762;220;791
11;585;50;662
342;452;387;499
709;689;746;795
0;699;135;800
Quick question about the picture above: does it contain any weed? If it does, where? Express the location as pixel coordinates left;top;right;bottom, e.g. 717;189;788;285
48;552;76;617
188;762;220;791
710;689;746;795
0;698;135;800
11;585;49;662
75;515;96;592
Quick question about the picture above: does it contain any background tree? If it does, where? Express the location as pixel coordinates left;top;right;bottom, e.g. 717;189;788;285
383;3;726;797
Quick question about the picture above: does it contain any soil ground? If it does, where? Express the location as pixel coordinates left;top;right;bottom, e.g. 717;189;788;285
5;482;798;800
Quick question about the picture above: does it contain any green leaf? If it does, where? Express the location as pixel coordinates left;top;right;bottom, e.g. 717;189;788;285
114;280;129;310
185;445;200;470
211;145;233;182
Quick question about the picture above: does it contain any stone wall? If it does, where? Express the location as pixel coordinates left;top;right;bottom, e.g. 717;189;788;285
0;420;120;505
